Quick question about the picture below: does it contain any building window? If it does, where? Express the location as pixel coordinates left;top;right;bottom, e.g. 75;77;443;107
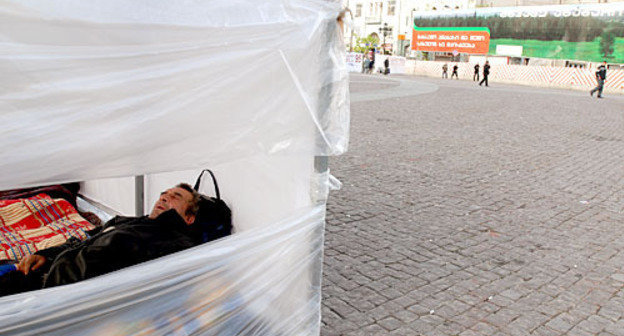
388;1;396;16
355;4;362;17
368;2;381;17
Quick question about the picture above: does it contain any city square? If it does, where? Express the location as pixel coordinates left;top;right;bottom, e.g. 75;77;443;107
2;0;624;334
322;73;624;335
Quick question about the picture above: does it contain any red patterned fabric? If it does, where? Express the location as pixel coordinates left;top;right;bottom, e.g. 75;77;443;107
0;194;96;260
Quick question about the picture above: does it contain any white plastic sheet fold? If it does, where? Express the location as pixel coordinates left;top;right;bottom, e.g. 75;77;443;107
0;207;327;336
0;0;349;190
0;1;349;335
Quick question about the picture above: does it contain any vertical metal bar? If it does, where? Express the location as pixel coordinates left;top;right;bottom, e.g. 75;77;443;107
314;156;328;174
313;155;329;205
135;175;144;216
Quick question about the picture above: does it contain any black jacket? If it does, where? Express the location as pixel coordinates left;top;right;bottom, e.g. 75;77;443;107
36;209;195;287
596;66;607;80
483;64;490;75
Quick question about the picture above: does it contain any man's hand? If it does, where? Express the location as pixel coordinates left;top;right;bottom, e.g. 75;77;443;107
16;255;47;275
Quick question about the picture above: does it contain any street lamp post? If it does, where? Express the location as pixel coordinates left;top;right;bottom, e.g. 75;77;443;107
379;22;392;55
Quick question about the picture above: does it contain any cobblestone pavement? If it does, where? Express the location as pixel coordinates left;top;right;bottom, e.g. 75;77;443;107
321;73;624;336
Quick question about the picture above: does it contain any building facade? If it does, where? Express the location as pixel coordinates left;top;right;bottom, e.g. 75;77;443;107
345;0;477;55
478;0;624;7
345;0;624;56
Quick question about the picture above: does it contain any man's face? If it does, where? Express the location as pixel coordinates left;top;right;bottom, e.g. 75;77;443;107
149;187;195;225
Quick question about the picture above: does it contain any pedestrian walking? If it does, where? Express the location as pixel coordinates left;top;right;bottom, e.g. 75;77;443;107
451;64;459;79
479;61;490;87
590;61;607;98
473;63;480;81
369;49;375;74
362;57;369;74
442;63;448;78
383;58;390;75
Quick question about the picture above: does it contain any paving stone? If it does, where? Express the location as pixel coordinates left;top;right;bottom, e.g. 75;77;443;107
346;323;387;336
428;322;465;336
576;315;611;334
471;322;499;335
531;326;563;336
393;309;419;323
610;273;624;282
377;316;404;331
508;312;549;333
568;326;595;336
598;332;617;336
407;317;437;333
598;307;622;322
450;312;480;329
499;287;524;300
485;307;520;327
605;320;624;336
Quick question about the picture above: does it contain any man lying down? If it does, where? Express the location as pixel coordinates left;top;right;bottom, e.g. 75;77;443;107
0;183;221;297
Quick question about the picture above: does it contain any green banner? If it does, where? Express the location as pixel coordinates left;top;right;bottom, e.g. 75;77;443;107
413;26;491;34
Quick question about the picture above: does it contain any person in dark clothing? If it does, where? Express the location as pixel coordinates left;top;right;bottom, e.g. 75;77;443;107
590;61;607;98
0;183;202;297
383;58;390;75
479;61;490;87
361;57;369;73
451;64;459;79
473;63;480;81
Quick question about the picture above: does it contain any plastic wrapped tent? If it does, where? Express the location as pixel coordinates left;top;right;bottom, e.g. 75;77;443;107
0;0;349;335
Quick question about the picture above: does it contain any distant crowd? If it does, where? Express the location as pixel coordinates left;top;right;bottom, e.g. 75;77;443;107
440;60;609;97
441;61;490;87
361;49;390;75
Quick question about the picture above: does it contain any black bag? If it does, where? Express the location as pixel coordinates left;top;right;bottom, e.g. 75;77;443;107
191;169;232;244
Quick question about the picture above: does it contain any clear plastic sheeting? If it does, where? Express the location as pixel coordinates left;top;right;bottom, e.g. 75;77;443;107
0;207;327;336
328;174;342;191
0;0;349;190
0;0;349;335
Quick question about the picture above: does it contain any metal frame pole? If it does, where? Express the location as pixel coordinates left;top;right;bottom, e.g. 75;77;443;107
135;175;144;216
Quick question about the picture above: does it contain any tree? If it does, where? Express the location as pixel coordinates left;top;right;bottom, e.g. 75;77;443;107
599;29;615;60
353;35;380;55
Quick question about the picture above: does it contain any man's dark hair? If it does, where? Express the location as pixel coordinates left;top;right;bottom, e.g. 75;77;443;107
176;183;200;217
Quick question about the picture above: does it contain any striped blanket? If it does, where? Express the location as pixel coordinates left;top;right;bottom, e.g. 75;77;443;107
0;194;96;261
